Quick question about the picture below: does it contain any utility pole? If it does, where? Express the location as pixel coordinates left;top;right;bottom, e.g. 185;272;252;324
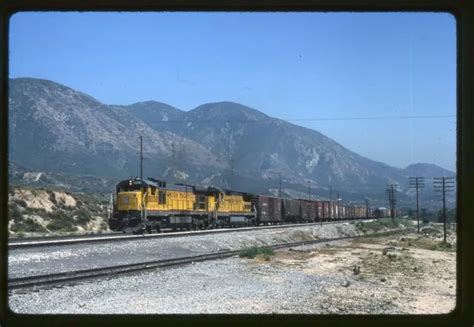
140;135;143;181
278;173;282;198
139;135;144;229
433;177;455;243
365;198;369;219
329;185;332;201
307;181;311;200
409;177;425;233
230;159;234;190
386;184;397;221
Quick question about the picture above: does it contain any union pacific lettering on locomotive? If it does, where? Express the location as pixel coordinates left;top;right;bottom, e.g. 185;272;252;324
110;177;388;234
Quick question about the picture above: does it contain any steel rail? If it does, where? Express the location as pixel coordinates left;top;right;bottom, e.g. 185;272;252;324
8;227;411;290
8;218;377;250
8;232;121;244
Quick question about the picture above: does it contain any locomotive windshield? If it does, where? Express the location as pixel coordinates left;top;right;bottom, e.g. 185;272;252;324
119;185;142;192
118;179;145;192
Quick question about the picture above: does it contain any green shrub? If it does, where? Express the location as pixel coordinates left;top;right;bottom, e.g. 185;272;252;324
47;218;77;232
9;205;23;222
11;218;47;233
23;207;47;217
47;210;77;232
16;199;28;208
73;209;91;225
429;241;454;252
239;247;275;261
356;218;411;233
16;232;25;238
99;221;108;230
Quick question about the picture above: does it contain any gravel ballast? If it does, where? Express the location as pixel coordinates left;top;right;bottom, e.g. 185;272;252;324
9;221;369;278
9;220;455;314
9;227;456;314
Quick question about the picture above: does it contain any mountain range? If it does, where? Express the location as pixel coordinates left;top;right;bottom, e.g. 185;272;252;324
8;77;456;208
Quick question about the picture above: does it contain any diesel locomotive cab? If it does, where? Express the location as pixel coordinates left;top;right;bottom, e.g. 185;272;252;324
111;178;149;233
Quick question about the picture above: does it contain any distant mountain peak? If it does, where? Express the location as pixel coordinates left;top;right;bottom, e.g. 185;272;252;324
127;100;183;111
10;77;102;106
404;163;455;177
189;101;269;121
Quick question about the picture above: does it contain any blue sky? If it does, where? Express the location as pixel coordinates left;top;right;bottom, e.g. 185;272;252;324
9;12;456;171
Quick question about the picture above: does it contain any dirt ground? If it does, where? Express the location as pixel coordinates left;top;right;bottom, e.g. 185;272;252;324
267;225;457;314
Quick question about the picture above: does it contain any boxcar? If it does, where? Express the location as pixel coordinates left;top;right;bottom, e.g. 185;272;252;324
256;196;282;224
349;206;355;219
322;201;330;221
315;201;323;221
282;198;300;223
330;203;335;219
299;200;310;222
337;204;343;219
299;200;316;222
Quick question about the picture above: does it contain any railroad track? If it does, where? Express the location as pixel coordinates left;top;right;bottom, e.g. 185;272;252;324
8;218;376;250
8;227;411;290
8;232;121;243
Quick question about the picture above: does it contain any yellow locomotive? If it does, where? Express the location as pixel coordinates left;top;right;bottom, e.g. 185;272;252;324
110;177;255;233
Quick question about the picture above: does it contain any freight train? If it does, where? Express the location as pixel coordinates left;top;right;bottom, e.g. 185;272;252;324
110;177;385;234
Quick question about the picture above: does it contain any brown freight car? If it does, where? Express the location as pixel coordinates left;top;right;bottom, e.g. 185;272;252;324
256;195;282;224
282;198;300;223
315;201;323;221
299;199;317;222
337;204;344;219
322;201;330;221
329;202;336;220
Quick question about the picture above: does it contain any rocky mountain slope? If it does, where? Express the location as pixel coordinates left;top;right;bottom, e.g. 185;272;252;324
9;78;455;206
9;78;223;181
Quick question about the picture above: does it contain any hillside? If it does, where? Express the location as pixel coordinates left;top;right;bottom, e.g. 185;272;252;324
9;78;223;182
8;186;110;237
